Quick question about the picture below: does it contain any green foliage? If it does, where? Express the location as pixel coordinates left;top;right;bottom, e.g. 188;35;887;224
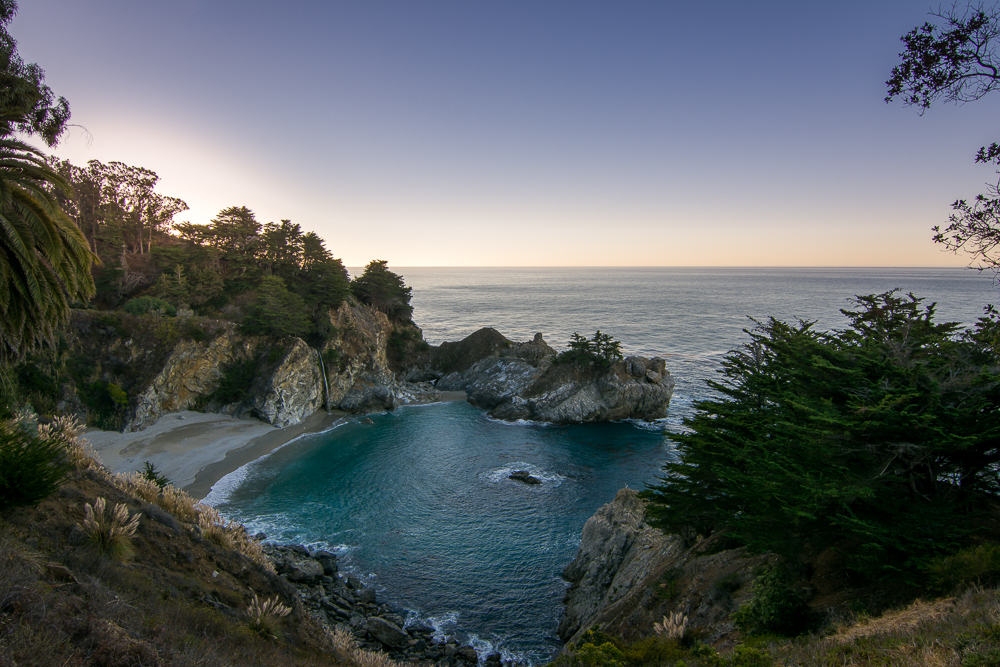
731;566;808;637
240;276;310;339
80;381;128;430
141;461;170;490
209;357;258;406
926;542;1000;592
643;291;1000;582
0;421;70;509
558;331;624;368
350;260;413;322
122;296;176;317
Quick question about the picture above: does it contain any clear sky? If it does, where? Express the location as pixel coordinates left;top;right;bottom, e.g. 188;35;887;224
12;1;1000;267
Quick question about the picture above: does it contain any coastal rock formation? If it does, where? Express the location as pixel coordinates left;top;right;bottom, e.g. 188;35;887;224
433;329;674;423
320;302;432;412
559;488;774;648
240;338;324;428
266;544;492;665
127;329;243;431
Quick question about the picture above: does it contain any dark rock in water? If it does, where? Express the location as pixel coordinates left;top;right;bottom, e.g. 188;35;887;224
360;417;374;425
509;470;542;485
358;587;377;604
367;617;408;647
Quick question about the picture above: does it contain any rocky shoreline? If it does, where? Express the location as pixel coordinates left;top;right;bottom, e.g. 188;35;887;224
266;543;516;666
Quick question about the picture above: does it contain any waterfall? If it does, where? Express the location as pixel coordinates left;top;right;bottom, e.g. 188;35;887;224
317;350;331;413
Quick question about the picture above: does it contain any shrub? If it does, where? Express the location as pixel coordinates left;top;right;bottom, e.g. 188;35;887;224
122;295;176;317
209;357;257;405
926;542;1000;592
80;497;140;561
0;421;71;509
245;593;290;638
141;461;170;489
732;566;808;637
653;612;689;641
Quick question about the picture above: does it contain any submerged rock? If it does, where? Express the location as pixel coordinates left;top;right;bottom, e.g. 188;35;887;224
509;470;542;484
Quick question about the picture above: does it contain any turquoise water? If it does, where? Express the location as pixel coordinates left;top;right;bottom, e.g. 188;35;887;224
210;267;998;664
212;401;669;663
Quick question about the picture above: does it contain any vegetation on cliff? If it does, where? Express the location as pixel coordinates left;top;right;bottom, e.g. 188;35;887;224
0;416;400;666
643;291;1000;586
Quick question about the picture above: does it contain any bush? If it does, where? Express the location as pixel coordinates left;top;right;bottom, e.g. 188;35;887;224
732;566;808;637
926;542;1000;592
122;295;176;317
209;357;257;405
79;496;140;561
245;593;291;639
0;422;71;509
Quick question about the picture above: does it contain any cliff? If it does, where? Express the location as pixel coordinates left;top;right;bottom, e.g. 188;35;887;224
35;305;433;433
559;488;775;648
429;328;675;423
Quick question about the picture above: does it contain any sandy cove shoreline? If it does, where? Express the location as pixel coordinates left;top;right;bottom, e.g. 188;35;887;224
83;391;468;502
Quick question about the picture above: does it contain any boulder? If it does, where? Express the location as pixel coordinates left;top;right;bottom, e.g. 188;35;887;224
282;558;323;583
366;617;408;647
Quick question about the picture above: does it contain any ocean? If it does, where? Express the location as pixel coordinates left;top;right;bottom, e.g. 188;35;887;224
208;267;996;664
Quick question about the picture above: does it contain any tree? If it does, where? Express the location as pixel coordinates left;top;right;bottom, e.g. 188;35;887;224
240;275;310;339
0;139;95;363
642;292;1000;582
0;1;69;146
887;4;1000;273
0;1;95;363
350;260;413;322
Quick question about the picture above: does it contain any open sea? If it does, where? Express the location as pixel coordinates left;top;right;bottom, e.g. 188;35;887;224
207;267;997;664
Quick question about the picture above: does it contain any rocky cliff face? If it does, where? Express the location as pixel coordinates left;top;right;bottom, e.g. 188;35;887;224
559;488;774;648
54;305;433;433
432;329;675;423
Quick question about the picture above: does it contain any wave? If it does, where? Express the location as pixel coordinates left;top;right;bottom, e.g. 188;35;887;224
201;420;348;506
483;462;566;487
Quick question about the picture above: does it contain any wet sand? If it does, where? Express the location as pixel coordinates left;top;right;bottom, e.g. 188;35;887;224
84;391;469;501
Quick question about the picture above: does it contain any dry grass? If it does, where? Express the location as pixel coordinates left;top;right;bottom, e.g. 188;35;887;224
328;627;401;667
654;612;689;641
246;592;292;638
80;496;141;561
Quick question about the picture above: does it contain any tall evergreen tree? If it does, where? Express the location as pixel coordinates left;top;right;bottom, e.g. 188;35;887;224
643;292;1000;581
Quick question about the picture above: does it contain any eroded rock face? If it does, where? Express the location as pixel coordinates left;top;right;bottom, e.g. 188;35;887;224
559;488;776;649
433;328;674;423
245;339;324;429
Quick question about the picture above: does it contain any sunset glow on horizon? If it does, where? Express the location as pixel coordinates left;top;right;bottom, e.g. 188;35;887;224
14;1;999;268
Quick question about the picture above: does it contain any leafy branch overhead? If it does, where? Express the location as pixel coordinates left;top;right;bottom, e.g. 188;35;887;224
888;3;1000;274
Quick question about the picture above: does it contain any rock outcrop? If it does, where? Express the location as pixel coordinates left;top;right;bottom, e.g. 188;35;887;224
433;329;674;423
266;544;494;666
559;488;775;648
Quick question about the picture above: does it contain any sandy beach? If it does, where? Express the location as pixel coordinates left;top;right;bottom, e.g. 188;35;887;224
83;391;469;501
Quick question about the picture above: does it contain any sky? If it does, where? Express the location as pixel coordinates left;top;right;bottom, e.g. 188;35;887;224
12;0;1000;267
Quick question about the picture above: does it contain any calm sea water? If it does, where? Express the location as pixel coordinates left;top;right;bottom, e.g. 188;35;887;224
209;267;996;664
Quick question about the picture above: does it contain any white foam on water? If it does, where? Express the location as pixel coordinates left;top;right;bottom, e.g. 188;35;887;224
201;419;348;506
483;462;566;486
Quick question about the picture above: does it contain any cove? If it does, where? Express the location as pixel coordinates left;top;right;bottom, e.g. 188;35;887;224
211;400;672;664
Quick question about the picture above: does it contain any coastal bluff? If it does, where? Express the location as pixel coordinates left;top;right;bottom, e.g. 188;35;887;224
47;310;673;432
558;488;774;649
